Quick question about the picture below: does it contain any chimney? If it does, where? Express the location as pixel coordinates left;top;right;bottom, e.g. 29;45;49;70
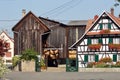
22;9;26;17
111;8;114;15
94;15;99;21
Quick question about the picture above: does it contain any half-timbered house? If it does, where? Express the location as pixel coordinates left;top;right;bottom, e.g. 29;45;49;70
0;31;14;66
70;9;120;67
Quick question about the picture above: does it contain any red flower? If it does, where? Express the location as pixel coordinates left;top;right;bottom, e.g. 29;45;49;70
108;44;120;50
88;44;101;50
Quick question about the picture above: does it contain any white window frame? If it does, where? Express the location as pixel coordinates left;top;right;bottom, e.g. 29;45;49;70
88;55;95;62
91;39;98;44
118;54;120;61
113;38;120;44
103;24;108;29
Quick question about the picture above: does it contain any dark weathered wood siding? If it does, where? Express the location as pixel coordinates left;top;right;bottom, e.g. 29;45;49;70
13;13;49;55
68;26;86;47
40;17;86;58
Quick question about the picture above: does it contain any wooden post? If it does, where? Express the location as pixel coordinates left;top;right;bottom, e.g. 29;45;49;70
65;27;69;59
65;27;69;72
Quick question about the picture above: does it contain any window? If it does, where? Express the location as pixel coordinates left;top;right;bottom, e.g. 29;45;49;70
6;60;12;63
118;54;120;61
103;24;108;29
113;38;120;44
5;52;11;57
91;39;98;44
89;55;95;62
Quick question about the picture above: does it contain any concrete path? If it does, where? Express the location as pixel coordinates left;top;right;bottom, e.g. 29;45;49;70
5;71;120;80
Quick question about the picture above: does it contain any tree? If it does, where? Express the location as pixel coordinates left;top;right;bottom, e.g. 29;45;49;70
0;39;10;57
114;0;120;7
0;57;9;78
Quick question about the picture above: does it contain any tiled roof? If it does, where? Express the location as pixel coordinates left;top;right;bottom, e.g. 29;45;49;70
107;12;120;26
85;19;94;31
70;11;120;48
68;20;88;26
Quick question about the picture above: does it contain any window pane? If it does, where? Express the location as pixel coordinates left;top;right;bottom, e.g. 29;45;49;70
92;39;98;44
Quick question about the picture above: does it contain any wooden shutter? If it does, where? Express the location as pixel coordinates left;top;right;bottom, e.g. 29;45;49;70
108;23;111;29
99;38;102;44
99;23;103;30
113;54;117;62
109;38;113;43
95;54;99;62
87;38;91;45
84;54;88;62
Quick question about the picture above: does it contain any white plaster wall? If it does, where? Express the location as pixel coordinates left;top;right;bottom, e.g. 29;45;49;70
0;32;14;65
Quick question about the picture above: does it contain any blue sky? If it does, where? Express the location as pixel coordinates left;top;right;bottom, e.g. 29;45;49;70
0;0;119;37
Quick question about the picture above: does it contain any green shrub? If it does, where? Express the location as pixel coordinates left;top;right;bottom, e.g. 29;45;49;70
12;56;20;67
20;49;38;61
95;62;108;68
0;57;9;78
111;61;120;68
40;58;45;67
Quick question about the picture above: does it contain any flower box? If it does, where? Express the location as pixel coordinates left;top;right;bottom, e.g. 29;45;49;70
108;44;120;50
99;29;110;34
88;44;101;50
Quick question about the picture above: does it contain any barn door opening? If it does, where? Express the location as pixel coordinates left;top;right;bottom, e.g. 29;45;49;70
44;50;59;67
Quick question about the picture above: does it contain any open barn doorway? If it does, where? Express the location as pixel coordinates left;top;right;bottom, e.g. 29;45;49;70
44;49;59;67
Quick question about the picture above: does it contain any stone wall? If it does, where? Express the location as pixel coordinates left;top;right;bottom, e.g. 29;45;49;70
78;68;120;72
21;61;35;72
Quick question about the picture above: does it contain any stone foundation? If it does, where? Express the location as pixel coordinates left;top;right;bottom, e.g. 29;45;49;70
78;68;120;72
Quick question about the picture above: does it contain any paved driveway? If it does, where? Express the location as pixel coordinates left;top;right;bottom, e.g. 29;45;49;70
5;71;120;80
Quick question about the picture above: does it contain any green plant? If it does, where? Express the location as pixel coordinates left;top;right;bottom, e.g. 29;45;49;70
40;58;45;67
111;61;120;68
20;48;38;61
95;62;109;68
12;56;20;67
0;57;9;78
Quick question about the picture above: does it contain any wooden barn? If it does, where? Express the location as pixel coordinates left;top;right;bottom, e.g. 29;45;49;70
12;11;87;67
39;16;86;66
12;11;50;56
